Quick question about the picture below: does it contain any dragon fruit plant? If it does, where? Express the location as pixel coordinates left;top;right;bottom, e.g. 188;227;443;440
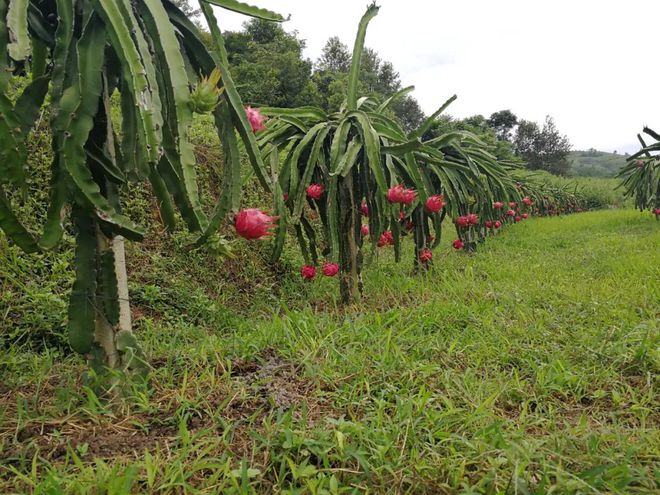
0;0;285;381
618;127;660;218
254;3;466;302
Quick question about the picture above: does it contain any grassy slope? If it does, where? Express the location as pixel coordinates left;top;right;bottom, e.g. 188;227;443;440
1;210;659;494
569;151;628;178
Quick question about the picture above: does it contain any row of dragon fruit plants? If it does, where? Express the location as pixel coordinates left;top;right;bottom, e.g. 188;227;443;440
234;5;593;304
0;0;594;379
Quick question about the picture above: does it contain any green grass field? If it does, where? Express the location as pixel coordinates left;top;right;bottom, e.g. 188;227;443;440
1;210;658;494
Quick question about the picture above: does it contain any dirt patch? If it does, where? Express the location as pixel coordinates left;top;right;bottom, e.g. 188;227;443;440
10;421;176;461
228;348;319;412
0;350;338;464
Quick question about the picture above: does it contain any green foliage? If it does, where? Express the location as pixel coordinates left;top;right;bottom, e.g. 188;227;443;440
224;19;316;108
0;235;73;351
0;1;656;490
67;209;97;355
389;93;426;132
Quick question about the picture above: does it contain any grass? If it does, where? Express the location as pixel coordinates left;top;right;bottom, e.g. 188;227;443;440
1;209;659;494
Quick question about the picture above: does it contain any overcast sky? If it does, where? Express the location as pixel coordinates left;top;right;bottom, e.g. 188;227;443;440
203;0;660;154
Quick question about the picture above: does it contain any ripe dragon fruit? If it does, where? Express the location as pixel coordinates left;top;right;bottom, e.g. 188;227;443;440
322;263;340;277
235;209;278;240
418;248;433;263
301;265;316;280
306;183;325;200
425;195;445;214
245;106;266;133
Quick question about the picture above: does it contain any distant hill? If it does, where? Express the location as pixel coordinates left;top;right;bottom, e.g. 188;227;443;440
568;150;628;177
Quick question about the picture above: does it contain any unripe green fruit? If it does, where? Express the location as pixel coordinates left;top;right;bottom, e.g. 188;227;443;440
190;68;223;114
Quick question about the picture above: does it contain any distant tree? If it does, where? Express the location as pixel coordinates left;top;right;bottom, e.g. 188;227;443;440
391;95;426;132
324;74;351;111
613;150;618;155
514;116;572;175
539;117;572;175
488;110;518;142
377;61;400;93
514;120;540;163
312;37;353;111
360;48;381;93
224;19;317;108
317;36;352;73
171;0;201;18
463;114;490;131
244;16;281;44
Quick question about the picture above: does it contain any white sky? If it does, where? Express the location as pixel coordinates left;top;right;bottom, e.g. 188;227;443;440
200;0;660;154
